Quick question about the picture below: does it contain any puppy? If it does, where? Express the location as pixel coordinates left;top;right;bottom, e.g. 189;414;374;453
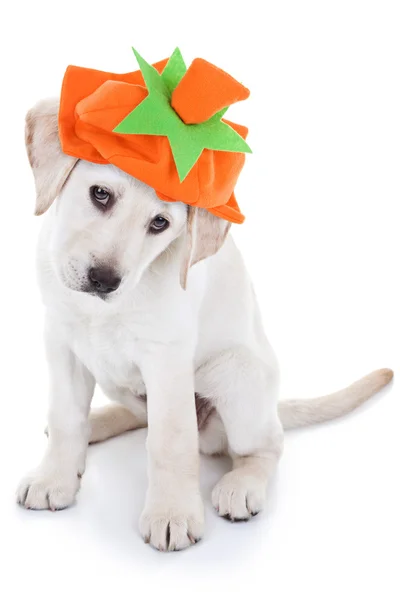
16;99;393;551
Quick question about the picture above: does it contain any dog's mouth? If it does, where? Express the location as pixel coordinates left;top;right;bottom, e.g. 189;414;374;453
84;287;117;301
58;274;122;301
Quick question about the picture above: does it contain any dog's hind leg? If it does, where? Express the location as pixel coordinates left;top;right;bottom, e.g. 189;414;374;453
89;398;228;450
88;403;147;443
196;346;283;521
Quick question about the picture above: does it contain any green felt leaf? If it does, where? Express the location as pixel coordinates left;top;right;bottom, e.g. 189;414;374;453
113;47;252;181
161;47;187;94
132;47;168;97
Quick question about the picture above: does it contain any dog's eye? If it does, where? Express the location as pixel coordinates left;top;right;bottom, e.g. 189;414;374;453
90;186;111;207
148;215;170;234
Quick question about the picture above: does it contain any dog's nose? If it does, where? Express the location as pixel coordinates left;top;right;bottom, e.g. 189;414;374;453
88;267;121;294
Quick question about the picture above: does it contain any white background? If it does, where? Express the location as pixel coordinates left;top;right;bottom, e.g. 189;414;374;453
1;1;399;598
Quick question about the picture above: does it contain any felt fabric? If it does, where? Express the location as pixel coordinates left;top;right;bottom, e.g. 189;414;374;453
171;58;250;125
113;49;251;182
59;49;251;224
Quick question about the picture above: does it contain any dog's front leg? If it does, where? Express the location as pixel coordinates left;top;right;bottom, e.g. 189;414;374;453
138;344;203;551
16;324;95;511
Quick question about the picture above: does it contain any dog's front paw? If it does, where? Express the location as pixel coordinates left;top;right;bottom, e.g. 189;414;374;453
139;492;204;551
212;470;266;521
16;466;81;511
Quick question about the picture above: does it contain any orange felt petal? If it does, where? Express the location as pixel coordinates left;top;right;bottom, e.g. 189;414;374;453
59;59;168;162
171;58;250;124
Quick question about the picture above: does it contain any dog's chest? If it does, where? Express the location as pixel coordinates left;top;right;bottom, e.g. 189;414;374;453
67;317;146;397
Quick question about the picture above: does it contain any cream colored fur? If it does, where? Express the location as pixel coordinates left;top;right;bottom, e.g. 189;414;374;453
87;368;393;442
16;99;393;552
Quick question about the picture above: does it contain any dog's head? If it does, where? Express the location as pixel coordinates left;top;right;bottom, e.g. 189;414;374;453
26;99;230;299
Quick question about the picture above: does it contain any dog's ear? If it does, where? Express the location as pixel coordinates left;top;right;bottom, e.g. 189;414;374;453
25;98;78;215
180;207;231;289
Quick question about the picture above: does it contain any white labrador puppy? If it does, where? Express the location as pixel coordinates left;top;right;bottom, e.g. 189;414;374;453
16;99;393;551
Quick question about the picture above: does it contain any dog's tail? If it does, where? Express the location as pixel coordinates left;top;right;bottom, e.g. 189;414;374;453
278;368;393;429
87;368;393;443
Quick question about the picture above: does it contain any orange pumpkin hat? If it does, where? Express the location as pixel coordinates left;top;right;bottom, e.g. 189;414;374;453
59;48;251;224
